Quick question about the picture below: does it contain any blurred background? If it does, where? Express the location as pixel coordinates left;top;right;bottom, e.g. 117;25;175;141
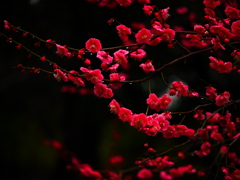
0;0;240;179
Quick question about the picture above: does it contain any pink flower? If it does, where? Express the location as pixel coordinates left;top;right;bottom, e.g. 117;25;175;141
210;25;233;41
152;21;163;31
160;29;176;43
155;115;170;132
116;24;131;41
188;91;199;98
204;7;216;18
139;60;155;73
94;83;113;98
211;37;225;51
107;64;119;73
146;93;161;112
217;61;232;73
169;165;196;178
231;20;240;37
78;48;85;59
170;81;188;97
109;155;123;165
203;0;220;9
68;70;85;87
116;0;132;7
131;113;148;129
205;86;217;99
53;69;68;82
135;28;152;44
209;56;219;69
197;128;209;139
109;99;120;114
110;73;125;89
97;51;113;64
137;168;152;179
40;56;46;61
186;34;207;48
211;132;224;142
174;125;187;138
209;56;232;73
117;107;133;123
162;125;176;139
230;170;240;180
159;94;172;109
215;91;230;106
143;5;154;16
231;50;240;61
162;111;172;120
160;171;172;180
155;7;170;23
138;0;150;4
131;22;146;31
4;20;11;30
85;38;102;53
194;25;206;34
113;49;129;66
55;44;70;57
195;141;211;157
156;156;174;169
194;110;205;120
45;39;56;49
185;128;195;138
79;164;102;179
80;67;104;84
98;0;118;8
206;112;221;123
225;6;240;19
176;7;188;15
130;49;146;61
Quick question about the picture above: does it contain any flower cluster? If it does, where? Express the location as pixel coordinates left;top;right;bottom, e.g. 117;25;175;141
2;0;240;179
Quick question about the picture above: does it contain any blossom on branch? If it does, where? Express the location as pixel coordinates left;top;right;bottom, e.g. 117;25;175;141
116;0;132;7
143;5;154;16
85;38;102;53
113;49;129;66
215;91;230;106
135;28;152;44
130;49;146;61
93;83;113;98
209;56;232;73
139;60;155;73
80;67;104;84
203;0;220;9
97;51;113;64
53;69;68;82
169;81;188;97
116;24;131;41
68;70;85;87
55;44;70;57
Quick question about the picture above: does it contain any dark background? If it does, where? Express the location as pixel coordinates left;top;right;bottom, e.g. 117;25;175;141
0;0;240;179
